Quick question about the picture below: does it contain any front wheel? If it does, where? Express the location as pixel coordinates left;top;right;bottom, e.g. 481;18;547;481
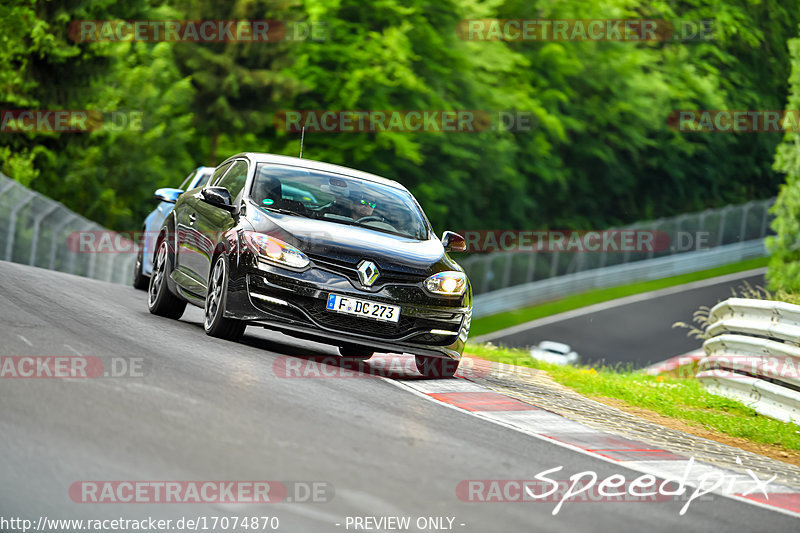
148;240;186;319
204;254;246;341
415;355;459;378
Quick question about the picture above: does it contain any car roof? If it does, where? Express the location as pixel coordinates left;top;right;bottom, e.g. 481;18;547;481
221;152;407;191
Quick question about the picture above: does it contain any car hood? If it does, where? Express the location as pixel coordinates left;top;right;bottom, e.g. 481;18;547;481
247;208;457;274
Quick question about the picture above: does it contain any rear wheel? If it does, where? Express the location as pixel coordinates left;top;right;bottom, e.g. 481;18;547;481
338;344;373;360
204;254;246;341
415;355;459;378
132;247;149;290
148;241;186;319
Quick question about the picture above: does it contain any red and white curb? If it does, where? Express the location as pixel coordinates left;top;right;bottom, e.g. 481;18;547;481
373;354;800;518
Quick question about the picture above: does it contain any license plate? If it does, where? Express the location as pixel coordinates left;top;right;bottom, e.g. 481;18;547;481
325;293;400;323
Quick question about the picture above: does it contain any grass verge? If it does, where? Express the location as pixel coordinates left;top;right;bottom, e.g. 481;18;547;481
466;343;800;457
470;256;768;338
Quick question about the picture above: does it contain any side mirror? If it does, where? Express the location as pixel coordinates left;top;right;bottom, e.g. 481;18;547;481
441;231;466;253
154;188;184;204
201;186;237;214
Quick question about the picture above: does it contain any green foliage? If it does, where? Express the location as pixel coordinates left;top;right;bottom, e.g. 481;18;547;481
768;35;800;292
467;342;800;450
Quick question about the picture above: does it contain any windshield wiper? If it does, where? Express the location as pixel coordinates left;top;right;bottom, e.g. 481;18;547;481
261;207;312;218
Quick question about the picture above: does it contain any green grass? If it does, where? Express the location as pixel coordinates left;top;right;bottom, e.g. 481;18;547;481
466;343;800;451
470;256;769;337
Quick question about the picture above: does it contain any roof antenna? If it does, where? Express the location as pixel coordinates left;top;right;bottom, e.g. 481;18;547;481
299;126;305;159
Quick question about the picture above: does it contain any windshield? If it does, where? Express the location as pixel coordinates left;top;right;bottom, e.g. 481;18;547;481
251;163;430;240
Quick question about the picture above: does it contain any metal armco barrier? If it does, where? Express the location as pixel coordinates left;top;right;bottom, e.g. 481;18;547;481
462;198;774;295
0;172;136;285
698;298;800;424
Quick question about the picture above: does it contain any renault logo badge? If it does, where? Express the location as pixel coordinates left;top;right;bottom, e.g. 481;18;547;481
357;260;380;287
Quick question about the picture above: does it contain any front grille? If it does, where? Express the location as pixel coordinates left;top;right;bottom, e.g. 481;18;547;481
308;255;426;286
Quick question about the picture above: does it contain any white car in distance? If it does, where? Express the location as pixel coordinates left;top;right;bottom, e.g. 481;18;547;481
529;341;580;365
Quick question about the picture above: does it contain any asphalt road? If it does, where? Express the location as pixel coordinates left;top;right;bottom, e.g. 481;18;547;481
480;269;766;368
0;261;794;532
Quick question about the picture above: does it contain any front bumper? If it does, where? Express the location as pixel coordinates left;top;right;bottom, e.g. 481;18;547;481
225;259;471;360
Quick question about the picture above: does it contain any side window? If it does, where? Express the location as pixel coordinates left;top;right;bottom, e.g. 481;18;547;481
211;162;233;185
215;160;249;198
194;170;213;189
178;170;196;190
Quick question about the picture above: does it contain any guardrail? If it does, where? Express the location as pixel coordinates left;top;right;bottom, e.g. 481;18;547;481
462;198;774;295
472;239;767;318
697;298;800;425
0;172;136;285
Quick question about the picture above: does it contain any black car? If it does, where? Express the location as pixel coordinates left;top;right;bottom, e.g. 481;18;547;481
147;152;471;378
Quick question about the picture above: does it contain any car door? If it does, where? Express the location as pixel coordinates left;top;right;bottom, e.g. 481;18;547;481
175;162;232;288
183;159;249;290
142;169;198;275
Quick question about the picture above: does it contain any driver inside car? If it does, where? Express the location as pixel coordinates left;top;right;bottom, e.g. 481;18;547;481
253;173;282;206
325;191;379;222
352;196;377;220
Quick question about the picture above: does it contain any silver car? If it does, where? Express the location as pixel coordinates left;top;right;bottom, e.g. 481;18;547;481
529;340;580;365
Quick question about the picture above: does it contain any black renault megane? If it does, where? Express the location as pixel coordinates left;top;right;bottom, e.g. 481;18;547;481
147;152;471;378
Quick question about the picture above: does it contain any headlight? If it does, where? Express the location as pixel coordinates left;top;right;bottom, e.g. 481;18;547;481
242;231;309;269
424;271;467;296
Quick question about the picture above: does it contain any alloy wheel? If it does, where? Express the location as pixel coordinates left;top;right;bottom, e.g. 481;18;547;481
205;258;225;329
148;243;166;308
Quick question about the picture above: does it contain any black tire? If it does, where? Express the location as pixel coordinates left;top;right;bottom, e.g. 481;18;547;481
204;254;246;340
148;240;186;319
338;344;374;360
415;355;459;378
132;247;149;290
